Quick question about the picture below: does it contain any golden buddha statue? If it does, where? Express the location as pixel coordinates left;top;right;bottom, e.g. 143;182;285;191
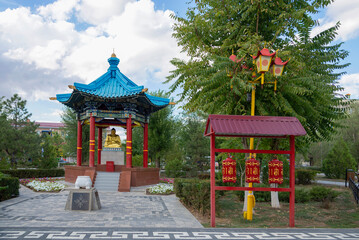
104;128;122;148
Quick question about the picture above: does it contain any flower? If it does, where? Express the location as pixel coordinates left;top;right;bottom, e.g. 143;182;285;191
147;183;174;194
25;180;65;192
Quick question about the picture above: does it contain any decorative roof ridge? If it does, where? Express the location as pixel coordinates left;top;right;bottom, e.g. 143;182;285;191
144;93;170;106
73;69;144;93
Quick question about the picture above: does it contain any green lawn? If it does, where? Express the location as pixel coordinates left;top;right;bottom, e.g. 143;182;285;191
195;185;359;228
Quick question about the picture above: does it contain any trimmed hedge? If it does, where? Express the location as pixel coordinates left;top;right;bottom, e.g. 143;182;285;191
235;185;338;203
0;173;19;201
0;169;64;179
174;178;219;215
296;169;317;185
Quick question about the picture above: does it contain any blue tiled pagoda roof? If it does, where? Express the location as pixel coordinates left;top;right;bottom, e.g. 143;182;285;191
55;55;170;112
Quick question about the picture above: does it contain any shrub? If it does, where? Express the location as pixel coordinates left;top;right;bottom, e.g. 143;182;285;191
0;173;19;201
322;138;356;179
0;158;11;170
165;159;185;178
278;189;311;203
0;169;64;178
296;169;317;185
132;155;143;167
309;186;340;202
174;178;218;215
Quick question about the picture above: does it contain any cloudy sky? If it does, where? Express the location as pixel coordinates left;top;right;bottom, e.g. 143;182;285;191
0;0;358;124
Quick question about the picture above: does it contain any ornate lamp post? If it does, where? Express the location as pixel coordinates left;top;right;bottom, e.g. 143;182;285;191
229;47;289;221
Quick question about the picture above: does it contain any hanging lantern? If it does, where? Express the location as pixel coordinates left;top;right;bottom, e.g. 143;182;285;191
222;156;237;183
272;57;289;77
268;158;283;184
245;157;260;183
252;48;276;73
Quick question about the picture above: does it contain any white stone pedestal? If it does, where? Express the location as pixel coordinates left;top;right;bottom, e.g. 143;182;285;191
101;148;125;165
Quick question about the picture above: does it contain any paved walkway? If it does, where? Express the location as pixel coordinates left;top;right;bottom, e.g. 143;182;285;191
0;184;203;229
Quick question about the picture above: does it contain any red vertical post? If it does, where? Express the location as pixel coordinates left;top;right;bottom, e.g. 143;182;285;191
89;114;95;167
143;123;148;168
76;120;82;166
210;127;216;227
126;115;132;168
97;127;102;165
289;135;295;227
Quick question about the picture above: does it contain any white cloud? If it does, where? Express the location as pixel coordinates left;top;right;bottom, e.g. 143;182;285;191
0;0;185;102
76;0;134;25
37;0;80;21
339;73;359;99
312;0;359;41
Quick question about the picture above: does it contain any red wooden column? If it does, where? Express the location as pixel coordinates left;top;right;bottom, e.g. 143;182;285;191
210;127;216;227
89;114;95;167
289;135;295;227
126;114;132;168
97;127;102;165
76;120;82;166
143;123;148;168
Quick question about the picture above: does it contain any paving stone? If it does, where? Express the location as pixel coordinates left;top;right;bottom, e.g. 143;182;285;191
0;184;203;229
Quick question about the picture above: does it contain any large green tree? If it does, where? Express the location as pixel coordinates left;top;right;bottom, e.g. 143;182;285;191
166;0;349;145
0;94;40;167
147;90;174;168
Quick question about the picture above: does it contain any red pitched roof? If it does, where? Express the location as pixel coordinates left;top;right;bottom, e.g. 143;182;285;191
205;115;306;137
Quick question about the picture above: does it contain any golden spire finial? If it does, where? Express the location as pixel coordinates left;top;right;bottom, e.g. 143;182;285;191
111;48;116;58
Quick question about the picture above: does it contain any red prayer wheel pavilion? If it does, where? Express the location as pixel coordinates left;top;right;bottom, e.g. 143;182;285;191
52;53;172;191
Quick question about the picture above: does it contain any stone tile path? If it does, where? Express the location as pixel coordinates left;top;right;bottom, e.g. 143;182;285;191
0;184;203;228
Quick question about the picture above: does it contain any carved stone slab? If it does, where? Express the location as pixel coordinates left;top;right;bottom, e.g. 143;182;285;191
65;188;101;211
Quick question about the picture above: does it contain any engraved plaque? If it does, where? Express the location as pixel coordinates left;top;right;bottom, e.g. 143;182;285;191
72;192;90;210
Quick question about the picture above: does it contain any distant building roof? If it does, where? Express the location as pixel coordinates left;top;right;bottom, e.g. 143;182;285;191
36;122;65;129
205;115;306;137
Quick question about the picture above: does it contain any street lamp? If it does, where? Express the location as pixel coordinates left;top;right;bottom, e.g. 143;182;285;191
229;47;289;221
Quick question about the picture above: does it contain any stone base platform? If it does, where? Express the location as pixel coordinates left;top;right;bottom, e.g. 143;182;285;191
64;165;160;192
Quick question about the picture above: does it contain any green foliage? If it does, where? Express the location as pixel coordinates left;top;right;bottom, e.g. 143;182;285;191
132;155;143;167
165;158;185;178
0;169;64;178
322;138;356;179
166;0;349;148
296;169;317;184
0;94;41;168
235;186;338;203
37;135;58;169
338;101;359;167
174;178;217;215
61;107;91;164
177;114;210;172
148;90;174;168
309;186;340;202
0;173;19;201
278;189;311;203
0;158;11;170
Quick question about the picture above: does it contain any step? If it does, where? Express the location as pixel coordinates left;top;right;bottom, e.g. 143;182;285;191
94;172;120;192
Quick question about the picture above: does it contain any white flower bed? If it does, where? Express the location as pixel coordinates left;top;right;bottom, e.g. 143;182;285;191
147;183;174;195
27;180;66;192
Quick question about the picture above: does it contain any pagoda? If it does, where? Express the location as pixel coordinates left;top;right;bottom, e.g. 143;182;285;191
52;53;172;191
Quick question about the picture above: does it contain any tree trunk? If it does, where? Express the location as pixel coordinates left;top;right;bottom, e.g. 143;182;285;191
156;158;160;169
270;183;280;208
